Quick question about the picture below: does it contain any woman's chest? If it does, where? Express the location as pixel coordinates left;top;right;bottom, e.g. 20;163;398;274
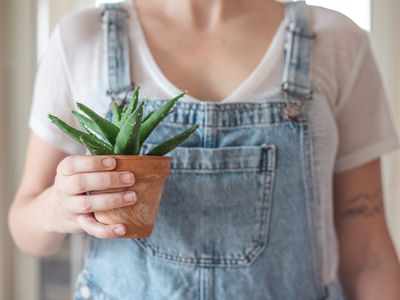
135;13;283;102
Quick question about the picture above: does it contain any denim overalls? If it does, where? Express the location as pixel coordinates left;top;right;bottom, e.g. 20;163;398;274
74;2;346;299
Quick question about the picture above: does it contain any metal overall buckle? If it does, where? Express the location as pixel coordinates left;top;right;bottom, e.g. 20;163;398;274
283;102;301;121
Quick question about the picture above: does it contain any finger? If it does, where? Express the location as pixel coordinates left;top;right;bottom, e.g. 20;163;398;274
65;171;135;194
66;191;137;214
76;214;126;239
57;155;116;176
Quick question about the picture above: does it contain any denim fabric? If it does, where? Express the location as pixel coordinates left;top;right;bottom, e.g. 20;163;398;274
73;1;346;299
74;101;331;300
282;1;316;101
102;3;133;100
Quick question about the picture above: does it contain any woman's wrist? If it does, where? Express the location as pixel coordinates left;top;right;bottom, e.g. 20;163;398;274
37;186;67;238
8;186;67;256
34;186;67;256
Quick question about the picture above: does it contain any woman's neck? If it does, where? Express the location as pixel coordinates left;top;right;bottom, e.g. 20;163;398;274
137;0;280;31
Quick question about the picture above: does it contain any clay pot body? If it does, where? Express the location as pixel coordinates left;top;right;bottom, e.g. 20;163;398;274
93;156;171;238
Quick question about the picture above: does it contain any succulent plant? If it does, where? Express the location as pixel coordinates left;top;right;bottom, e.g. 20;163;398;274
48;86;199;156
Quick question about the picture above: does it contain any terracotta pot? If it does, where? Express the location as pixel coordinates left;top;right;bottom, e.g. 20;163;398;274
93;155;171;238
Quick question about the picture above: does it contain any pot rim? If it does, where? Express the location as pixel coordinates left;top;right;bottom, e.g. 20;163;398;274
112;155;171;172
93;155;172;161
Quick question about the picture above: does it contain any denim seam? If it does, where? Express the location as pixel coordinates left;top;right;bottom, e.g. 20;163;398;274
306;111;328;295
200;268;205;300
260;147;276;256
250;148;275;263
153;121;306;129
206;268;213;300
135;237;268;267
142;144;276;171
211;110;218;148
301;123;326;298
144;102;286;111
142;103;294;110
169;168;271;174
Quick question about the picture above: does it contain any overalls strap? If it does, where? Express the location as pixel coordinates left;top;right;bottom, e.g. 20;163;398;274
282;1;316;101
102;3;134;101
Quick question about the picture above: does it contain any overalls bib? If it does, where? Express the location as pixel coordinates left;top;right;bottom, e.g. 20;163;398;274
74;2;346;299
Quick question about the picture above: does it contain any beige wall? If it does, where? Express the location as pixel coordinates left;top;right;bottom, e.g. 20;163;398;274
1;0;39;299
1;1;96;299
0;0;14;298
371;0;400;254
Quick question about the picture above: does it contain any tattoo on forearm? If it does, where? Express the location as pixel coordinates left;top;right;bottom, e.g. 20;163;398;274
340;189;384;219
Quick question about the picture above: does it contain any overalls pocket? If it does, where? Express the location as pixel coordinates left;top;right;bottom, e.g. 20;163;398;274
134;144;276;267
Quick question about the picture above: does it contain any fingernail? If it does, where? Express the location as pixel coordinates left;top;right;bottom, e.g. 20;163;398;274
123;192;137;203
113;226;125;236
120;173;134;184
102;158;115;168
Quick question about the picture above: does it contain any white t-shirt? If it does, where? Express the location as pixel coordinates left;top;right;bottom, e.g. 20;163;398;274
29;1;399;283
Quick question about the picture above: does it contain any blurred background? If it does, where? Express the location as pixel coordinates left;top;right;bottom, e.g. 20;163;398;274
0;0;399;299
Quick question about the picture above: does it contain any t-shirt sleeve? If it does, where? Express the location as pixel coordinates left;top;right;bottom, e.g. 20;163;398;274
334;30;399;173
29;25;85;155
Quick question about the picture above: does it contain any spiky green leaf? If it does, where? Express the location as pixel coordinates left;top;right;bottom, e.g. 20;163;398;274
114;105;143;155
76;102;119;145
48;114;87;144
72;110;99;133
79;134;114;155
146;124;199;156
49;114;113;155
121;106;128;115
119;85;141;128
139;91;186;148
142;108;175;124
142;110;155;124
112;102;122;126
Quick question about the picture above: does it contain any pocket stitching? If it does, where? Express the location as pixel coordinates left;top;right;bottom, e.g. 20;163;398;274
142;143;275;172
134;145;277;267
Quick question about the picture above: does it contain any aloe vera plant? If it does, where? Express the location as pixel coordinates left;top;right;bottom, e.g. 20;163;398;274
48;86;199;156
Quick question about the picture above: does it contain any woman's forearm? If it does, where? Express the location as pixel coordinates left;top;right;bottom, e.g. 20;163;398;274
334;160;400;300
340;251;400;300
8;186;66;257
358;263;400;299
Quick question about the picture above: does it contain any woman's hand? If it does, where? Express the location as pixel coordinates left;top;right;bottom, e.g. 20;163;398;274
46;155;137;239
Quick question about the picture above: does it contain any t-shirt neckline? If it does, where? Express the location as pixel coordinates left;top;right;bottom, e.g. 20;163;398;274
126;0;285;103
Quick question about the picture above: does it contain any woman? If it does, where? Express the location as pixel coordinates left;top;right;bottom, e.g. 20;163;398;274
8;0;400;299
